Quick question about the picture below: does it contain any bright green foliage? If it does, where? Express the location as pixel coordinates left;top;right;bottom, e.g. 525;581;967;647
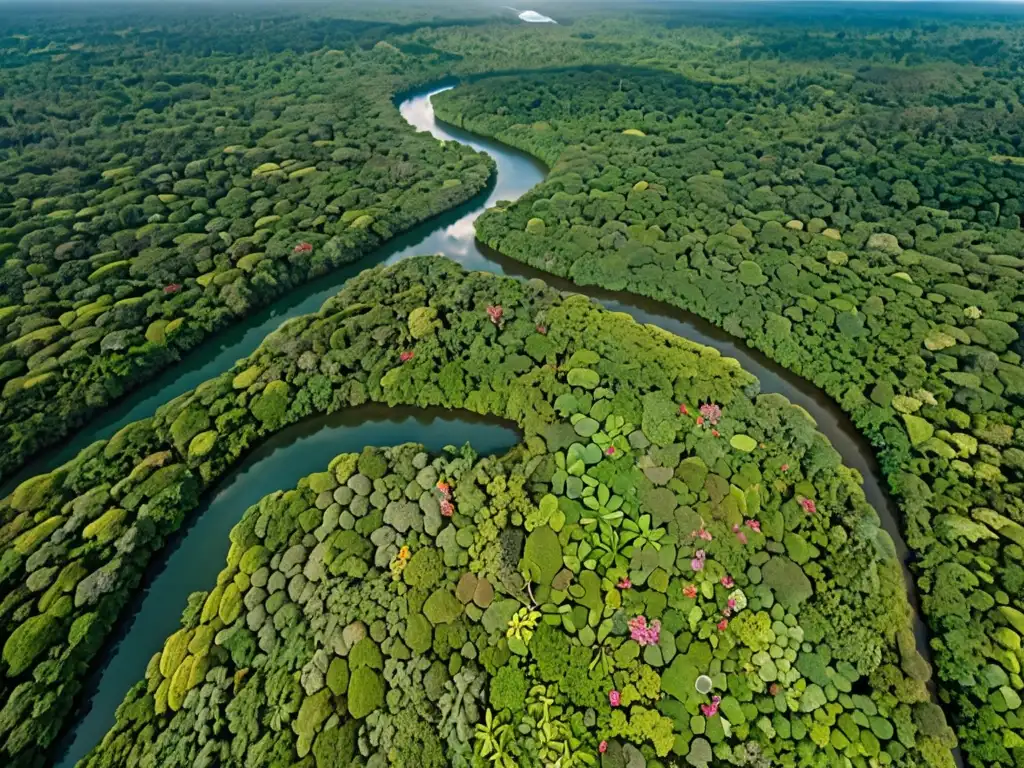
347;667;384;719
1;258;954;766
3;615;60;676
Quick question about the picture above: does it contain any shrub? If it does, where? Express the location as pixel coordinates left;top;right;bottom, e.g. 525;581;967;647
347;667;384;719
423;589;462;625
408;306;439;339
761;557;813;611
490;662;528;714
348;637;383;670
404;548;443;589
251;380;289;426
405;613;433;655
326;658;349;696
3;614;61;676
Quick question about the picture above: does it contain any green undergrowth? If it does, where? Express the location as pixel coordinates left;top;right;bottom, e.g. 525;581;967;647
0;257;951;767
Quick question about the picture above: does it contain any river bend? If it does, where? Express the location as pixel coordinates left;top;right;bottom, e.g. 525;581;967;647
41;83;938;765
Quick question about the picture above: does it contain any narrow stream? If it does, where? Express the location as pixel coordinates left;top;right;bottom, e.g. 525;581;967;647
37;82;945;764
52;408;519;766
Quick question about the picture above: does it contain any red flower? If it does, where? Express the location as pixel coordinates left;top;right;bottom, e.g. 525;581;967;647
399;351;414;363
683;584;698;599
696;415;704;427
617;577;631;590
800;498;817;515
293;242;313;254
599;741;608;754
536;324;547;335
609;690;621;707
679;403;689;415
781;463;790;472
163;283;182;294
717;618;729;632
486;305;504;325
745;519;761;532
605;445;616;456
711;429;720;438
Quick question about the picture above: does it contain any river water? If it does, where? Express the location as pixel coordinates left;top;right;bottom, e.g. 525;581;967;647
44;84;938;765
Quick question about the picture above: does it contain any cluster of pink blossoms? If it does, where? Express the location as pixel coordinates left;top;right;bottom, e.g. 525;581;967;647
486;305;504;325
691;549;706;572
732;518;760;544
617;577;631;590
437;481;454;517
293;241;313;254
163;283;182;295
699;402;722;425
691;525;713;542
701;695;722;718
682;584;698;599
608;690;621;707
800;498;817;515
399;350;414;363
628;615;661;646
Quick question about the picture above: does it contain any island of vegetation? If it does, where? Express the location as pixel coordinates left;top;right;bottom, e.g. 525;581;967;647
4;258;949;768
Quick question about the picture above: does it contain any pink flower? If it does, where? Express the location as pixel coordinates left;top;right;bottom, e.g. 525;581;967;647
293;242;313;254
736;531;748;545
721;607;732;618
599;741;608;754
609;690;621;707
486;305;503;325
617;577;631;590
701;695;721;718
727;598;737;609
440;499;454;517
679;403;689;416
683;584;697;599
699;402;722;426
605;445;616;456
696;415;705;427
800;498;817;515
628;615;661;646
691;550;706;572
691;526;712;542
717;618;729;632
163;283;182;295
711;429;720;438
745;519;761;533
781;463;790;472
399;351;414;363
536;324;547;335
721;575;734;588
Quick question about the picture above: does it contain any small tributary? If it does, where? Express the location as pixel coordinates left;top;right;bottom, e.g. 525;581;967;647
38;82;943;764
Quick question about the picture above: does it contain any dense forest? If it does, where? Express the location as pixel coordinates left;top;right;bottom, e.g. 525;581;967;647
2;257;946;768
434;57;1024;766
2;3;1024;768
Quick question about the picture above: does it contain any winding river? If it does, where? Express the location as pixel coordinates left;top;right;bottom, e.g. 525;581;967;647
45;84;939;765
